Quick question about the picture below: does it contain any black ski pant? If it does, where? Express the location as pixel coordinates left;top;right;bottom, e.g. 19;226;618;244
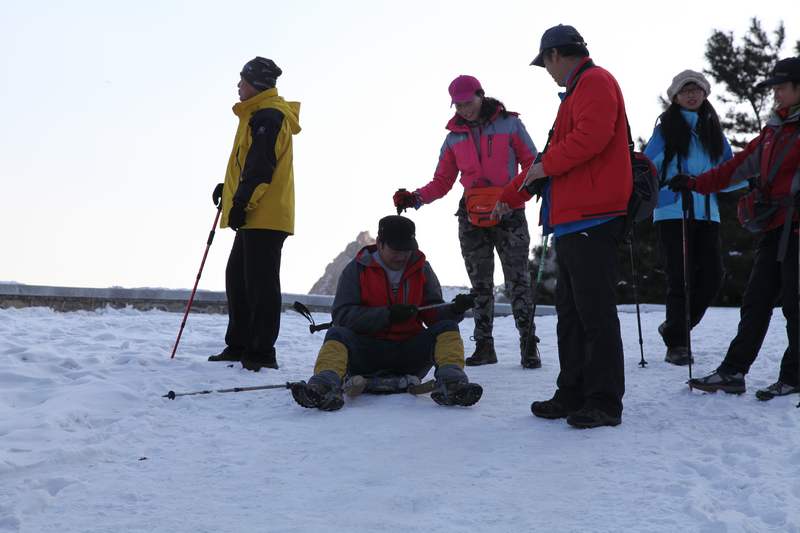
656;220;724;348
718;227;799;386
224;228;288;358
321;321;461;379
552;218;626;418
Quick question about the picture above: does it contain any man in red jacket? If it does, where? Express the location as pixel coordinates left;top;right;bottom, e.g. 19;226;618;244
668;57;800;401
291;216;483;411
495;25;631;428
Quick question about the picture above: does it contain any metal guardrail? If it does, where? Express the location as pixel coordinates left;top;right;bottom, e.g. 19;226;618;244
0;284;567;316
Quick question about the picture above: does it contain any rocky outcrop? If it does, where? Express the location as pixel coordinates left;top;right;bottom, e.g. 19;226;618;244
309;231;375;295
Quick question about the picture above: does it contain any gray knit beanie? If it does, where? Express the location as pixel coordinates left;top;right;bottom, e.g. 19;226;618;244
666;70;711;101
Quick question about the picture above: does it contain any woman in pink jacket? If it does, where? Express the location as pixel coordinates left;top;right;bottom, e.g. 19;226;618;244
394;75;540;368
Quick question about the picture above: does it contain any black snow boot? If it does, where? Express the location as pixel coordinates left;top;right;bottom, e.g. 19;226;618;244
291;371;344;411
465;338;497;366
520;335;542;369
208;347;243;362
566;407;621;429
431;365;483;407
664;346;693;366
241;348;279;372
531;398;574;419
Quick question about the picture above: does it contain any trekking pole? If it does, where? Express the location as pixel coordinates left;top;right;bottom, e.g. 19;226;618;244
170;205;222;359
628;225;647;368
163;381;298;400
681;190;693;386
797;225;799;408
522;234;549;360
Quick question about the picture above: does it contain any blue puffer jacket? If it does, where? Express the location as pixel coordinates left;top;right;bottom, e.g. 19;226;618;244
644;109;742;222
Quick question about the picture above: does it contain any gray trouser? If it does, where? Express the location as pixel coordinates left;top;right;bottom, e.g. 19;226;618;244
457;208;531;341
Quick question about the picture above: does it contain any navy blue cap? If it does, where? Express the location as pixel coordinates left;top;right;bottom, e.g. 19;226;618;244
756;57;800;88
378;215;418;251
530;24;586;67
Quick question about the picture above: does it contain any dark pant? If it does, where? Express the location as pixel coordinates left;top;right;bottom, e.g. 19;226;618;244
719;227;799;386
553;218;626;417
324;321;459;379
224;228;288;357
656;220;724;348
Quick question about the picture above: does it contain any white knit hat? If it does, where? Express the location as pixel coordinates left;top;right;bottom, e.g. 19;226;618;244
666;70;711;101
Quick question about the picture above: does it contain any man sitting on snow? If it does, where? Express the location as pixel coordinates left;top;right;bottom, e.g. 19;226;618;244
291;215;483;411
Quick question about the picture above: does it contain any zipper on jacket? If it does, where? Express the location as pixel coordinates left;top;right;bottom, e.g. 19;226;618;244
488;135;494;158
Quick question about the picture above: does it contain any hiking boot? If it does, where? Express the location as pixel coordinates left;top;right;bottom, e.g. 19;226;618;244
241;350;279;372
465;338;497;366
290;381;344;411
755;381;800;401
343;375;368;397
431;364;482;406
566;407;621;429
664;346;693;366
520;335;542;369
530;398;573;419
208;347;242;362
431;381;483;407
688;368;745;394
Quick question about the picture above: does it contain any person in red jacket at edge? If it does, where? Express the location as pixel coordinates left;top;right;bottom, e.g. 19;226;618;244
494;25;631;429
668;57;800;401
393;75;541;369
290;215;483;411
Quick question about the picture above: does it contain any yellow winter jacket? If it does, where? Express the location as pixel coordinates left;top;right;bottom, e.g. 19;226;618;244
220;88;301;233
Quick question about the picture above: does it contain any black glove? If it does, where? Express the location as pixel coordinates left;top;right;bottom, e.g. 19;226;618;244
451;293;477;313
212;183;223;207
666;174;696;192
228;203;246;230
388;303;418;324
523;177;548;198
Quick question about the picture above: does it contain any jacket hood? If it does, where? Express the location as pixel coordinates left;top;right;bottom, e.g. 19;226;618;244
233;87;301;134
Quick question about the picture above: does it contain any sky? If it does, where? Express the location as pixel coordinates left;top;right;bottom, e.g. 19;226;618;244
1;0;797;294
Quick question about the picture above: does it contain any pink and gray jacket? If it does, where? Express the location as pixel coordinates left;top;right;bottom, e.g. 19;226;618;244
415;104;538;209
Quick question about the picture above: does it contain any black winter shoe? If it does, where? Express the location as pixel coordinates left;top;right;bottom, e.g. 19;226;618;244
290;381;344;411
755;381;800;401
241;350;279;372
465;338;497;366
431;381;483;407
566;407;621;429
664;346;693;366
520;335;542;369
530;398;573;419
208;348;243;362
688;368;745;394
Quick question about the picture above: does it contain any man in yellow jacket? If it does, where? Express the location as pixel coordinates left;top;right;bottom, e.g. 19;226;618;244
209;57;301;371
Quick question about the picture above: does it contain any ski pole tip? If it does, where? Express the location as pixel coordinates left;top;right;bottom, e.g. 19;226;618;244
164;390;176;400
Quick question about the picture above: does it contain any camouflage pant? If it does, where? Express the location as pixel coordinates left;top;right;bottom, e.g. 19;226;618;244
458;208;532;341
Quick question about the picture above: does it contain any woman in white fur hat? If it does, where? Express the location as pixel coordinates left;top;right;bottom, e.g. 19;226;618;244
643;69;743;366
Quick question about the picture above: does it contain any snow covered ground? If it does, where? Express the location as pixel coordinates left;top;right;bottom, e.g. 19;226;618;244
1;304;799;533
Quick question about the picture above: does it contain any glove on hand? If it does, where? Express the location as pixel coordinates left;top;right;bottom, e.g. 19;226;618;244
452;293;477;313
228;203;247;230
524;177;548;198
388;303;418;324
667;174;696;192
212;183;223;207
393;188;421;214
